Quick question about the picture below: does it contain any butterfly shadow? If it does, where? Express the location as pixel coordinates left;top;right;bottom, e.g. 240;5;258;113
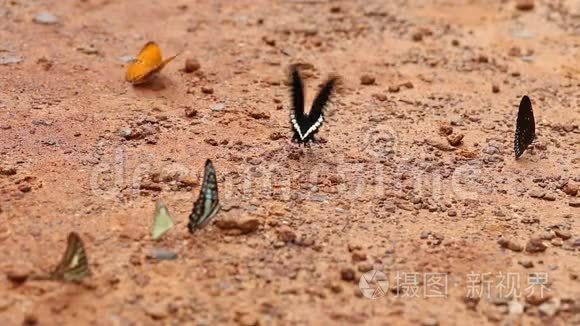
284;138;331;162
131;75;173;92
513;147;538;163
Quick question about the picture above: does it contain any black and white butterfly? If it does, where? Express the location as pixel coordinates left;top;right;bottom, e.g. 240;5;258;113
289;65;339;144
514;95;535;159
33;232;91;282
188;159;221;232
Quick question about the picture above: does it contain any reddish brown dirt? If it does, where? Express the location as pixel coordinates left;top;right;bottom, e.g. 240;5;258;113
1;0;579;325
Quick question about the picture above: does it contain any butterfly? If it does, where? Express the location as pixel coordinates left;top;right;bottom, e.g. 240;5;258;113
289;65;339;144
152;201;174;240
188;159;221;232
32;232;91;282
125;42;179;84
514;95;536;159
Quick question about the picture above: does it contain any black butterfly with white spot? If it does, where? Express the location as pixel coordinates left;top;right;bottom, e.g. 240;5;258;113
289;65;339;144
514;95;536;159
188;159;221;232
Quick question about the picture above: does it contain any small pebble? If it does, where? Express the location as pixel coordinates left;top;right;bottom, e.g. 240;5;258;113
543;193;556;201
388;85;400;93
518;260;534;268
77;44;99;55
439;122;453;136
508;47;522;57
6;268;30;284
539;231;555;240
427;140;455;152
450;115;464;126
215;216;260;235
201;86;214;94
508;301;524;315
340;267;356;282
0;56;23;65
421;317;439;326
538;299;560;317
562;182;578;196
184;107;198;118
515;0;535;11
205;138;218;146
412;32;423;42
34;12;58;25
526;291;552;306
211;103;225;112
144;303;168;320
262;35;276;46
351;251;367;262
372;93;387;101
551;238;563;247
498;238;524;252
330;6;341;13
269;132;284;140
447;133;464;147
525;238;548;253
146;248;178;260
400;81;414;89
184;58;201;73
0;166;16;176
554;229;571;240
23;313;38;325
248;111;270;120
357;262;373;273
529;189;545;199
360;74;375;85
117;127;133;139
463;296;480;310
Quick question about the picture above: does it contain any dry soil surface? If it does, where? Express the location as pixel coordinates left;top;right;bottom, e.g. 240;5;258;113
0;0;579;325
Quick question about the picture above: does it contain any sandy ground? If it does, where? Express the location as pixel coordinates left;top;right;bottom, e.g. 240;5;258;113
0;0;579;325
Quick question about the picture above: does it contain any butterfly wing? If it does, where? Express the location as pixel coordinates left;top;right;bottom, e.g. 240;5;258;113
51;232;91;282
126;42;173;84
152;201;174;240
290;65;307;141
138;53;180;83
514;95;536;159
138;42;163;66
157;53;179;71
188;160;221;232
303;76;338;141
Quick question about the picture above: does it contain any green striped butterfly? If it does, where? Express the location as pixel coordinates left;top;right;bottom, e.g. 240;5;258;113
48;232;91;282
188;159;221;232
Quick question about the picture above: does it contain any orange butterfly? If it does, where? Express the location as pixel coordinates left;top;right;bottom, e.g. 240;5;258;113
125;42;179;84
